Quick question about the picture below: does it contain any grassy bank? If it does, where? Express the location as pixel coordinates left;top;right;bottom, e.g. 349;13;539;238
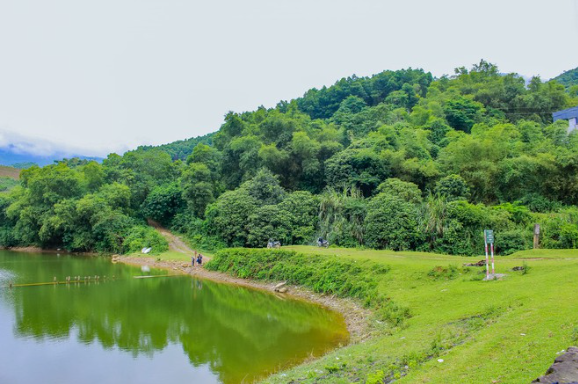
206;246;578;383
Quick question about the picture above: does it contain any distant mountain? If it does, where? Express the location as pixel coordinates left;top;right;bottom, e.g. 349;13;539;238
553;67;578;89
0;147;103;167
10;162;36;169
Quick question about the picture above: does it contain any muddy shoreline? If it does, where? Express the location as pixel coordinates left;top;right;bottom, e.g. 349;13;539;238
118;255;373;342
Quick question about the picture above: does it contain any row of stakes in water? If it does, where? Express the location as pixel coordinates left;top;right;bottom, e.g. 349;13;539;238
8;275;117;288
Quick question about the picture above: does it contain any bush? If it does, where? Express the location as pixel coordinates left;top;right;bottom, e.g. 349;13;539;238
205;248;409;326
541;210;578;249
366;370;386;384
517;193;559;213
435;174;470;201
140;182;185;226
122;225;168;254
365;194;423;251
495;229;531;255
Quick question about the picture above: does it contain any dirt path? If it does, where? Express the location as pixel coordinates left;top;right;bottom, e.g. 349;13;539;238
147;219;211;262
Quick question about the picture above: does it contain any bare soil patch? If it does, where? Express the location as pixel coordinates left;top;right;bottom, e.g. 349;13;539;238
0;165;20;180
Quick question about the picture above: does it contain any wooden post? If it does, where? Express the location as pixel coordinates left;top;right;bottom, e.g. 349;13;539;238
533;224;540;249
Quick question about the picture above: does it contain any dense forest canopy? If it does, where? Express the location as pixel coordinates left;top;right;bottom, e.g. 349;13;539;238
554;66;578;91
2;60;578;256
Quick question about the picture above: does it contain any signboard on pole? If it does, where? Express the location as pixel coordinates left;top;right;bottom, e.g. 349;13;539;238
484;229;494;244
483;229;495;278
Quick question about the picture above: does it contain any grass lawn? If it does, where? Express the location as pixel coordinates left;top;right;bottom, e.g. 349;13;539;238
261;246;578;383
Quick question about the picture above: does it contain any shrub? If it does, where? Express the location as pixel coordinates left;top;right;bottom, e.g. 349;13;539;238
435;174;470;201
495;229;531;255
366;370;385;384
517;193;559;213
122;225;168;254
205;248;409;326
365;194;423;251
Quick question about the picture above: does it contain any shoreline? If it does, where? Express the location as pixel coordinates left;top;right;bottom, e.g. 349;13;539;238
0;246;99;256
1;246;374;341
118;255;374;342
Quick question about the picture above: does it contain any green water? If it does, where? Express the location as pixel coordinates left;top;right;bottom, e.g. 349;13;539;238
0;251;348;384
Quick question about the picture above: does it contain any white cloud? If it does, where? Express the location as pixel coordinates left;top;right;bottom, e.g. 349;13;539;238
0;129;128;157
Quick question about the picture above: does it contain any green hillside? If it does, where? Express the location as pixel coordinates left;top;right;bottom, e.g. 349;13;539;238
554;66;578;89
1;59;578;257
131;132;215;161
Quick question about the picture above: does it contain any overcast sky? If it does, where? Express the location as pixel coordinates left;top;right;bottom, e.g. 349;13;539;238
0;0;577;157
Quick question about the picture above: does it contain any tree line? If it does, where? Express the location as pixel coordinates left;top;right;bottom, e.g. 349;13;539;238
1;60;578;255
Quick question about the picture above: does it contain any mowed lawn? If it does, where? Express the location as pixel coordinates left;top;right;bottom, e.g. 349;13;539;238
263;246;578;383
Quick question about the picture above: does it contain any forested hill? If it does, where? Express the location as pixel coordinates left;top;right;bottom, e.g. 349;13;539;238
2;60;578;256
130;132;214;161
554;66;578;89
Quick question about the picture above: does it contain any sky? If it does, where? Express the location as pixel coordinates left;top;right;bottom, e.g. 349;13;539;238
0;0;577;157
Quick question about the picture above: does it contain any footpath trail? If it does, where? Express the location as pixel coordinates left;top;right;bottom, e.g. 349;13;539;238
146;219;210;262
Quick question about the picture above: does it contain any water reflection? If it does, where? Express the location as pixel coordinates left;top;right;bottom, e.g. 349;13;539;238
0;251;348;384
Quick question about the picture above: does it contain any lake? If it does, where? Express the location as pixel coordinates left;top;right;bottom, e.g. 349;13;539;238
0;250;348;384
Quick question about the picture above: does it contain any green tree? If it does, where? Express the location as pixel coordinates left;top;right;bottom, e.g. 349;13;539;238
325;147;389;196
182;163;215;218
443;96;484;133
141;182;185;225
241;169;286;206
365;193;423;250
434;174;470;201
205;188;258;246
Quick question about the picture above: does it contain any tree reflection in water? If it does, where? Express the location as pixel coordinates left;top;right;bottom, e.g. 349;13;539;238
0;251;348;384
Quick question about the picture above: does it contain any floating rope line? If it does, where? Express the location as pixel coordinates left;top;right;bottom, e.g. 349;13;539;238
6;275;110;288
133;274;183;279
5;274;183;288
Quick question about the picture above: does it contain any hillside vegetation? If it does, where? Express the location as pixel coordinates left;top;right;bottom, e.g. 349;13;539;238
203;246;578;383
554;66;578;90
0;165;20;179
1;60;578;256
0;166;20;193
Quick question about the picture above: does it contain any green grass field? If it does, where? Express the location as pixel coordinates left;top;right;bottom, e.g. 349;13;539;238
150;244;578;383
257;246;578;383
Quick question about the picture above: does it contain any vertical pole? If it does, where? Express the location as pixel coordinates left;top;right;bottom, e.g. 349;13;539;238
484;231;489;280
490;243;495;275
533;224;540;249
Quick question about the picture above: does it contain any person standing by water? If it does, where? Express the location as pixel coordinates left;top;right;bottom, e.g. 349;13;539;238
197;254;203;266
192;250;197;268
